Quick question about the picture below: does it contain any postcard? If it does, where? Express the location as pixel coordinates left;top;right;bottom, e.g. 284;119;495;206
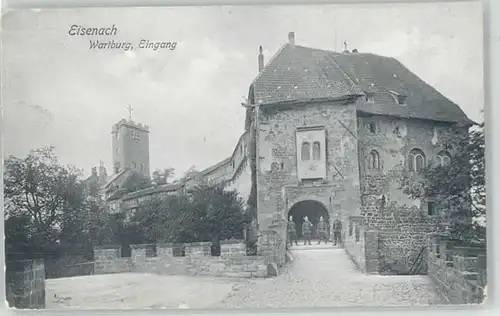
1;1;486;310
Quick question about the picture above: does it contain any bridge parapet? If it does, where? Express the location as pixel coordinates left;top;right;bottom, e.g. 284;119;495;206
343;215;379;274
428;235;487;305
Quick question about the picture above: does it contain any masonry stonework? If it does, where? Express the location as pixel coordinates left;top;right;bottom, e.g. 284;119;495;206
6;259;46;309
428;236;487;304
357;114;459;273
93;240;275;279
256;101;362;243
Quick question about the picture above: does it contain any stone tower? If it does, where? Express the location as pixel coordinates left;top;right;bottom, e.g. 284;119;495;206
111;119;150;177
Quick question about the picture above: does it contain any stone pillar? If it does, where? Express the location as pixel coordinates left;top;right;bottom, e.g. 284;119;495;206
131;244;147;262
93;245;121;262
157;243;174;258
221;240;246;258
185;242;212;257
350;216;363;244
364;230;379;274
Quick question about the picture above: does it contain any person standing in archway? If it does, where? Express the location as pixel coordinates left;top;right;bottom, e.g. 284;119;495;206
287;215;298;247
317;216;328;244
333;215;342;247
302;216;313;246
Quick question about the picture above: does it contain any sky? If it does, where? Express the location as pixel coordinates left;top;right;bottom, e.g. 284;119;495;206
2;1;484;179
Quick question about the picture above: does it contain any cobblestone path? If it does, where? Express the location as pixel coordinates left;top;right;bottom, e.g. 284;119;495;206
215;244;441;309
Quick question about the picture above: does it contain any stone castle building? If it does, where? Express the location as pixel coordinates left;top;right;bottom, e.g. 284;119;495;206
83;119;152;211
93;32;473;272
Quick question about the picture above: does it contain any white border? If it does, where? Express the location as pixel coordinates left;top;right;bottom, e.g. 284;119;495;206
0;0;497;315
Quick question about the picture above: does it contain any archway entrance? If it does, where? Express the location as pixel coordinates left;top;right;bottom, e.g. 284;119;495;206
288;200;329;239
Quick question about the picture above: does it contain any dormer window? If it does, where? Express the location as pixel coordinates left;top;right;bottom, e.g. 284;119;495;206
397;95;407;105
389;90;407;106
365;92;375;103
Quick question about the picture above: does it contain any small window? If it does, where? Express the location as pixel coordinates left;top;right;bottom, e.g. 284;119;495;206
301;142;310;161
280;162;285;170
312;142;321;160
131;130;140;141
437;150;452;167
408;148;426;172
394;126;400;136
367;150;380;170
397;95;407;105
365;92;375;103
367;122;376;134
427;201;436;216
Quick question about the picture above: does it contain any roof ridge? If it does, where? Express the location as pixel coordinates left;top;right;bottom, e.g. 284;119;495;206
250;43;289;88
250;42;471;123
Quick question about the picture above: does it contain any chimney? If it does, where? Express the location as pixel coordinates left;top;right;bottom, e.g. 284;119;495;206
91;167;98;178
258;46;264;72
288;31;295;46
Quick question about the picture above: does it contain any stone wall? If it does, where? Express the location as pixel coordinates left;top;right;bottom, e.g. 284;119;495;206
364;201;440;274
343;216;379;274
94;240;275;278
94;245;133;274
257;220;287;267
357;114;458;274
428;236;487;305
255;100;362;258
5;259;46;309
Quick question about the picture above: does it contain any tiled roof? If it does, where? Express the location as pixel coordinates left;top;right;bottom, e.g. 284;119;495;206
250;44;471;124
122;182;184;200
103;169;130;189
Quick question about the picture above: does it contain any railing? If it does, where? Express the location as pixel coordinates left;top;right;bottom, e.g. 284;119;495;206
409;246;427;275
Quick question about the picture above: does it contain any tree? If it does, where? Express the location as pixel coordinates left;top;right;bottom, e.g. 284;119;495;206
3;147;85;247
176;183;251;243
4;215;35;260
399;122;485;245
182;165;200;180
129;183;251;245
152;167;175;185
80;195;116;246
129;196;173;243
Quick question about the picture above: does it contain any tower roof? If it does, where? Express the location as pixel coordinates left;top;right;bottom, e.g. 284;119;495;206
249;42;472;124
112;118;150;133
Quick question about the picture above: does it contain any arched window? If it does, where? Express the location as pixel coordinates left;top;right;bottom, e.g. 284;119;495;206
312;142;321;160
437;150;451;167
367;150;380;170
369;122;376;134
408;148;426;172
301;142;310;161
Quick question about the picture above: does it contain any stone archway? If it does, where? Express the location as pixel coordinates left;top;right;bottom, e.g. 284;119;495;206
287;200;330;239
